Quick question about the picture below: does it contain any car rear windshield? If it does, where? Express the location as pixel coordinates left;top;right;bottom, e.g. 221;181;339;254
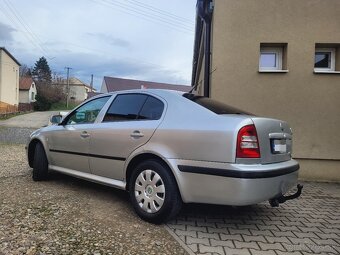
183;93;251;115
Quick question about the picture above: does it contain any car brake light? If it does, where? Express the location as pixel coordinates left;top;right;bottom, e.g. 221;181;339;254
236;125;260;158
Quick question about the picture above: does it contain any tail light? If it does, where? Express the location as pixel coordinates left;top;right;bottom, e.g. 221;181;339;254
236;125;260;158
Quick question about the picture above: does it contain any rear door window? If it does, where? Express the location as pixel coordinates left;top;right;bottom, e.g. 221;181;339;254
138;96;164;120
103;94;165;122
103;94;147;122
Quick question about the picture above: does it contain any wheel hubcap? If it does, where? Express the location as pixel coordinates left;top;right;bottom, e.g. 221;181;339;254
134;169;165;213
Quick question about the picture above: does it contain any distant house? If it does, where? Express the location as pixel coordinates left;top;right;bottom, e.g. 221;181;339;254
53;77;95;103
0;47;21;113
87;91;101;99
19;77;37;104
101;76;191;93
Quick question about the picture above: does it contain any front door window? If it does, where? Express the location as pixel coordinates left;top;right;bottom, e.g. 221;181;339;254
65;96;110;125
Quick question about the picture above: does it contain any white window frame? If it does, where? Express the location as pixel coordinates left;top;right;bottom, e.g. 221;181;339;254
259;47;283;71
314;48;336;72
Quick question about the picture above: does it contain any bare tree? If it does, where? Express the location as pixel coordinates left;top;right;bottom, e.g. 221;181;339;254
19;64;31;77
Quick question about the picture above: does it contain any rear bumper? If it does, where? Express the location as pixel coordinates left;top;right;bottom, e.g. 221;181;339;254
166;159;299;205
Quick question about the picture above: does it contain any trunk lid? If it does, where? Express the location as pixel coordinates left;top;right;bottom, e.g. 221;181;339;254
251;117;293;164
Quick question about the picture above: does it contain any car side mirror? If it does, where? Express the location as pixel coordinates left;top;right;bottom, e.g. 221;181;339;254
50;114;62;125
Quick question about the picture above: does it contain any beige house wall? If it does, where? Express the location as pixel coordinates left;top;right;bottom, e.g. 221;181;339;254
194;0;340;181
0;49;19;106
19;84;37;104
19;90;29;104
69;85;89;102
100;80;108;93
56;84;89;103
19;86;37;104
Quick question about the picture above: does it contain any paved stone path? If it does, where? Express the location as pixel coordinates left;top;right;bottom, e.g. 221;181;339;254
166;182;340;255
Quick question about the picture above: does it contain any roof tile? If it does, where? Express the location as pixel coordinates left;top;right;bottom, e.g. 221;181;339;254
103;76;191;93
19;77;34;90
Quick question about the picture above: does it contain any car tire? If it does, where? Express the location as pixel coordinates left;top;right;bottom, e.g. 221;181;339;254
129;160;182;224
32;143;49;181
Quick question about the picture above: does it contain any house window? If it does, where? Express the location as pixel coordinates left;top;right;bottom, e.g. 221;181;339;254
314;48;335;71
259;47;283;71
259;43;288;72
31;92;35;101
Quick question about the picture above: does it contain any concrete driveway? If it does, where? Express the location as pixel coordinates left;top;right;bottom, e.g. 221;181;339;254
0;111;57;128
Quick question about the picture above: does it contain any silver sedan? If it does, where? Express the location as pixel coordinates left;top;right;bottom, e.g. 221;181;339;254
26;89;301;223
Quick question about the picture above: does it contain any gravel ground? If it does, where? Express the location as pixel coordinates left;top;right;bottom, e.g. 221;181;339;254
0;144;187;255
0;126;35;144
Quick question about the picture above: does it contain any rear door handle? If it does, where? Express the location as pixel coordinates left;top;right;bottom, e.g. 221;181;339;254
80;131;90;138
130;130;144;138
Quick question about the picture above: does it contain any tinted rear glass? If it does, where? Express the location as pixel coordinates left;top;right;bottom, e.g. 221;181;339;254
183;93;250;115
103;94;147;122
138;96;164;120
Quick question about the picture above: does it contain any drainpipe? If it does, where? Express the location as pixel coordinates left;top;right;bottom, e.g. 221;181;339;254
197;0;213;97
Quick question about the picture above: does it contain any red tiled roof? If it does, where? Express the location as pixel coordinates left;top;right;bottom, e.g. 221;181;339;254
103;76;191;93
19;77;34;90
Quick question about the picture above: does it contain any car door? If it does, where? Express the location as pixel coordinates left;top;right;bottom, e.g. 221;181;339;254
48;96;111;173
88;93;165;180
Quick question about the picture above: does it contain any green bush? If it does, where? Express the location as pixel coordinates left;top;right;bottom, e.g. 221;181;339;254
33;94;52;111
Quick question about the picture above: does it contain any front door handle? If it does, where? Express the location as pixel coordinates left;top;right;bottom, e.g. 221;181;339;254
130;130;144;138
80;131;90;138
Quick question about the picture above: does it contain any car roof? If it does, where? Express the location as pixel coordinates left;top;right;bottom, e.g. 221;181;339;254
110;89;186;96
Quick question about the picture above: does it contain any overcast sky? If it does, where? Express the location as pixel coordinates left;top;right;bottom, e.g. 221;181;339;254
0;0;196;90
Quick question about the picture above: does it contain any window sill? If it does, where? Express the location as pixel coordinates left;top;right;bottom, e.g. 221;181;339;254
258;70;289;73
314;70;340;74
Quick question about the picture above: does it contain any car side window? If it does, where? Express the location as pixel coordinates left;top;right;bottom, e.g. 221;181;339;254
103;94;148;122
66;96;110;125
138;96;164;120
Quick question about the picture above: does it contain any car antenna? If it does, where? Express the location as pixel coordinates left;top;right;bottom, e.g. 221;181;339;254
189;83;199;94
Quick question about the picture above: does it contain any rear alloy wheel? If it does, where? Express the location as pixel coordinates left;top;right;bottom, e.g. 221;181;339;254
129;160;182;224
32;143;49;181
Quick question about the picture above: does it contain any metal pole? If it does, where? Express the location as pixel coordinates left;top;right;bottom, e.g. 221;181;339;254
65;67;72;108
90;74;93;92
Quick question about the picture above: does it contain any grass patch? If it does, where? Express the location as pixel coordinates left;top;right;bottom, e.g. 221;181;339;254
50;102;79;111
0;111;30;120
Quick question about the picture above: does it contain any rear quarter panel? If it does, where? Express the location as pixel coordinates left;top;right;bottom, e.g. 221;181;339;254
144;93;253;163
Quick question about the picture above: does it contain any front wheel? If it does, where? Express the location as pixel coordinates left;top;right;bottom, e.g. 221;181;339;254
32;143;49;181
129;160;182;224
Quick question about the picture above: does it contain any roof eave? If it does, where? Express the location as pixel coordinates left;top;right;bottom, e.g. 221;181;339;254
0;47;21;66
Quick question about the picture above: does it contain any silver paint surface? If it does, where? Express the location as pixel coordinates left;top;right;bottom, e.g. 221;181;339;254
28;89;299;205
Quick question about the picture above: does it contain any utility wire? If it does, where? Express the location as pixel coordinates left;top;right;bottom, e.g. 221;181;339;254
102;0;193;31
126;0;195;24
0;7;43;54
114;0;194;27
4;0;52;57
96;0;192;31
2;0;52;59
91;0;194;34
48;40;173;71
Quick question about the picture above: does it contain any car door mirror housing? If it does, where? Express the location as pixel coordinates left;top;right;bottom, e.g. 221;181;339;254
49;114;62;125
